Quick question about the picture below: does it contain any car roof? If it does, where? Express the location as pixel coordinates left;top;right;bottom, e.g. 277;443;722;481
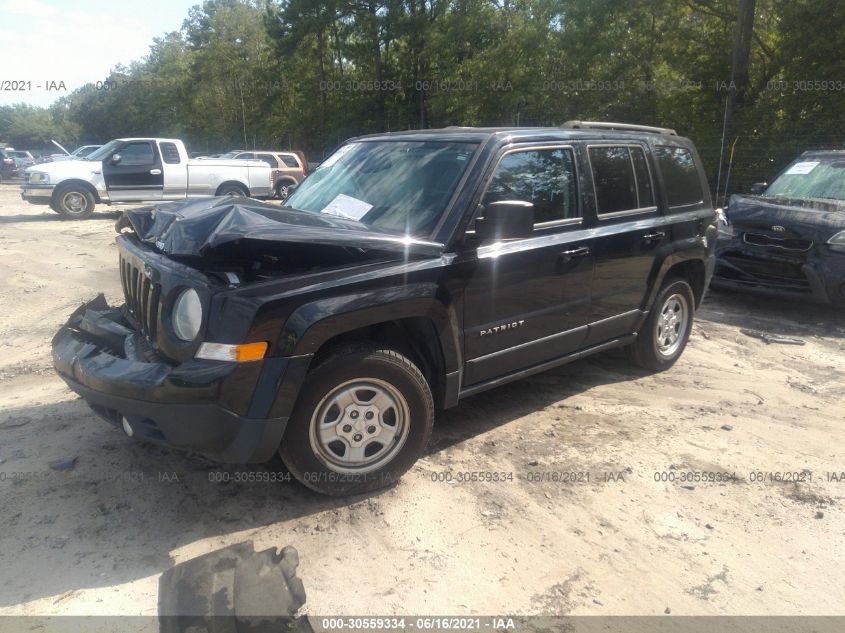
116;138;181;144
801;150;845;158
350;125;690;146
235;150;300;156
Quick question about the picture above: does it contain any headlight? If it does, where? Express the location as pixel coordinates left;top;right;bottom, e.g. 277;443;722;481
715;208;734;238
28;172;50;184
827;230;845;253
172;288;203;341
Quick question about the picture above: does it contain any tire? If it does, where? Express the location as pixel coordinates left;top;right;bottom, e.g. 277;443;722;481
275;180;295;200
51;184;95;219
626;277;695;371
279;344;434;496
217;182;248;197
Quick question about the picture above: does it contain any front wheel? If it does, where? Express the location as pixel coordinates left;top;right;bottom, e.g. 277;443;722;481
279;345;434;496
51;184;95;219
626;277;695;371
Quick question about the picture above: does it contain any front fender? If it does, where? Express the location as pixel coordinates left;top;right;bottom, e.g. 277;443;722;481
279;282;462;374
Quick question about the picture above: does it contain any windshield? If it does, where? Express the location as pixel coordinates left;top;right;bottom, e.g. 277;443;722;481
84;140;123;161
765;157;845;201
74;146;99;157
218;151;240;159
283;140;476;237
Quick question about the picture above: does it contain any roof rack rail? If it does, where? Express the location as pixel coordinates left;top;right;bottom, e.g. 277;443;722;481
563;120;677;136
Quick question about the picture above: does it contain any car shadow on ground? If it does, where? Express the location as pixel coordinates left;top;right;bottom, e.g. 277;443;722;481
0;211;121;223
5;288;838;607
430;348;648;454
0;349;645;608
700;288;845;339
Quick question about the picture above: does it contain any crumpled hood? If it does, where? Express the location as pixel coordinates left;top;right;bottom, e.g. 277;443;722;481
727;194;845;242
115;196;444;259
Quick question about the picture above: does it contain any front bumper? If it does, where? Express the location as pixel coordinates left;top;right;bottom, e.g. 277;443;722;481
20;183;55;204
713;234;845;306
52;295;312;463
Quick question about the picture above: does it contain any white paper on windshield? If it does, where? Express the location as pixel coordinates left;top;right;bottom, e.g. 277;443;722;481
784;161;820;175
319;143;359;169
320;194;373;220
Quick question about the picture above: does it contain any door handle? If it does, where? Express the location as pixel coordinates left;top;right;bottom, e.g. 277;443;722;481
558;246;590;261
642;231;666;241
150;169;162;175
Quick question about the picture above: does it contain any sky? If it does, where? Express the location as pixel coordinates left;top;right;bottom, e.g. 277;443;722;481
0;0;199;107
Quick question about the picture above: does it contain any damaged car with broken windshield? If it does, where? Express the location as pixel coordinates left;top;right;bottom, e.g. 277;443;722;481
713;151;845;307
51;124;717;495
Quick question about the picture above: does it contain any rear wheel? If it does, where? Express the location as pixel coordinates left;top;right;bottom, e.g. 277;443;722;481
275;180;295;200
217;182;248;197
51;184;95;219
279;344;434;496
626;277;695;371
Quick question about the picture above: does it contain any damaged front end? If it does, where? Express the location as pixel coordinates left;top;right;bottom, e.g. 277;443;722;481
52;195;441;461
51;293;292;462
713;194;845;307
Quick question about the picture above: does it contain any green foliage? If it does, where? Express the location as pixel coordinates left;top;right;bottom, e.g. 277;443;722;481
2;0;843;193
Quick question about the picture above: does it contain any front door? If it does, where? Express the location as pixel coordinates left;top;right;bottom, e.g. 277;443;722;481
462;145;595;386
103;140;164;201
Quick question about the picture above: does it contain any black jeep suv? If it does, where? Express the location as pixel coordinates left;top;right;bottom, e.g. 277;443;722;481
52;122;717;495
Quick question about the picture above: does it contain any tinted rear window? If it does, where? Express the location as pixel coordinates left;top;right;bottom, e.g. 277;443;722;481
280;154;300;168
589;146;638;214
160;142;181;164
631;147;654;207
654;146;703;207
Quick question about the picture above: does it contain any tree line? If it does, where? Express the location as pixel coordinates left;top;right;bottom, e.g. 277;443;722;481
1;0;843;195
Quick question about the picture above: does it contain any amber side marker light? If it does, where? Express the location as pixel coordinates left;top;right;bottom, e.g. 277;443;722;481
196;341;268;362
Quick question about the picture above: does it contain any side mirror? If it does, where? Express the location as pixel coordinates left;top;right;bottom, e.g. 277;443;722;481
474;200;534;241
111;153;122;165
750;182;767;195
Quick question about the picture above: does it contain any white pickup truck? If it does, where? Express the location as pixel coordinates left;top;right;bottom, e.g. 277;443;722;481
21;138;273;219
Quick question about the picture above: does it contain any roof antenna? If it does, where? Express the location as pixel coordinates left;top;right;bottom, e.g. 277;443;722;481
715;94;730;203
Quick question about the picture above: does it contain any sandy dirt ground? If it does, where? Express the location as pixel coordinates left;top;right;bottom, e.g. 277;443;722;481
0;181;844;624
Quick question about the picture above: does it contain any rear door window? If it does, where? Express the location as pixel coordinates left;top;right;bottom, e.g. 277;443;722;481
256;153;279;168
654;146;703;208
588;145;655;215
280;154;300;168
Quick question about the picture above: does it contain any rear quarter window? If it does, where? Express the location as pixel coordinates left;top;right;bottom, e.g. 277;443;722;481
654;145;704;208
160;142;181;164
280;154;300;168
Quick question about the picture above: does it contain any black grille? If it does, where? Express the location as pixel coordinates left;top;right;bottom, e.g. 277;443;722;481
119;254;161;339
742;232;813;252
720;252;811;289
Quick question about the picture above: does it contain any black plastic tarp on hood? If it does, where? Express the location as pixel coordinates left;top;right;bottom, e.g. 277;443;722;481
115;196;444;259
727;194;845;241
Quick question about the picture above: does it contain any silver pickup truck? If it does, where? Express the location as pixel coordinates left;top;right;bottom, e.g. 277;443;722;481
21;138;273;219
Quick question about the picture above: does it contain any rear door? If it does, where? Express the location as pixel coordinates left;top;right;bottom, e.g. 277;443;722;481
461;144;595;386
583;143;665;344
159;141;188;200
255;152;282;188
103;140;164;201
